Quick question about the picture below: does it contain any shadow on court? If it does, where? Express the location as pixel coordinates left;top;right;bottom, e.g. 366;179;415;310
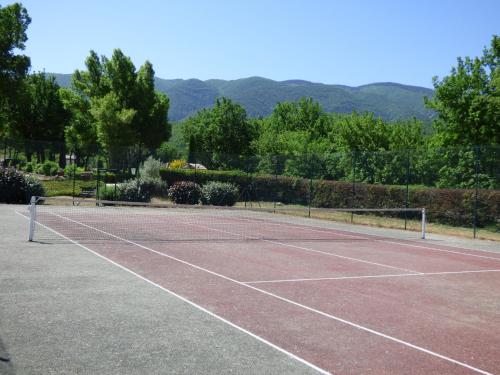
0;336;15;375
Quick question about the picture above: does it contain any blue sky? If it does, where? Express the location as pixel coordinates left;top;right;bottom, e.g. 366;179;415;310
18;0;499;88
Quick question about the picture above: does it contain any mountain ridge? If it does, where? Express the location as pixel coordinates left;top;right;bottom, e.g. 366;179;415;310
49;73;434;122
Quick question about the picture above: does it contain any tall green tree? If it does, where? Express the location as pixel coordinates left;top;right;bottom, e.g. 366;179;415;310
9;73;69;163
182;97;256;169
425;35;500;146
60;88;99;166
253;98;330;175
0;3;31;139
71;49;171;167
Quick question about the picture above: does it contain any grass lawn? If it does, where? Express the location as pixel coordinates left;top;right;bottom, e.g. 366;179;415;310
41;178;97;197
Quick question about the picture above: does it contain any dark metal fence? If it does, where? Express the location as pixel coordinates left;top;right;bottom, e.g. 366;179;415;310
1;138;499;238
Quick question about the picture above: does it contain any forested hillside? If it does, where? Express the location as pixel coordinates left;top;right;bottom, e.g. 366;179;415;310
50;74;435;122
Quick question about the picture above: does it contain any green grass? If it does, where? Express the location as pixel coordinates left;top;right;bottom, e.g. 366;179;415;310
41;178;97;197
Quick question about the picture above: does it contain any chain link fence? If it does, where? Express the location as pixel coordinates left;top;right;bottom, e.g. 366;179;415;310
1;138;499;239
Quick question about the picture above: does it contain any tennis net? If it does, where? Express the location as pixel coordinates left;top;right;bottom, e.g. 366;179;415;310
26;196;426;243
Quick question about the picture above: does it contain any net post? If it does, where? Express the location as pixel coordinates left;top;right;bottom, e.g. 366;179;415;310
421;207;426;240
28;196;37;241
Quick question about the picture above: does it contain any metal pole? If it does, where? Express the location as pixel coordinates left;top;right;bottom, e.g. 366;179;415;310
273;156;278;213
96;157;100;203
405;150;410;230
193;153;197;185
421;207;426;239
28;196;36;241
308;177;312;218
72;153;76;204
473;146;480;239
351;151;356;224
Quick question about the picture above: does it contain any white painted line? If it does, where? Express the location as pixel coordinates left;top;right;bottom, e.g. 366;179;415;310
213;215;366;240
175;218;422;274
36;212;494;375
15;211;330;375
243;269;500;284
211;211;500;259
380;239;500;262
265;239;422;274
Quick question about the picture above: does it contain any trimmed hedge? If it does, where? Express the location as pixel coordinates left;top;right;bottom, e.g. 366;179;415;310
160;168;500;228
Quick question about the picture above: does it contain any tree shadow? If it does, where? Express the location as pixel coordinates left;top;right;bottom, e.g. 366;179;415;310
0;335;15;375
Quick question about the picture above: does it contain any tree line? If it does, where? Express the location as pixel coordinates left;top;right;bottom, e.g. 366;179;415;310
0;3;498;189
0;4;170;169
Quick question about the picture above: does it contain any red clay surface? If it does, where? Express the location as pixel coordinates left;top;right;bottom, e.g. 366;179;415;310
31;210;500;374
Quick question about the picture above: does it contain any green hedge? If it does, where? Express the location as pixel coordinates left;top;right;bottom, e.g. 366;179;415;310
159;168;500;228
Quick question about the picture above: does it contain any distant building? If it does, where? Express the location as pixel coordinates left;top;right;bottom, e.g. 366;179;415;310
181;163;207;170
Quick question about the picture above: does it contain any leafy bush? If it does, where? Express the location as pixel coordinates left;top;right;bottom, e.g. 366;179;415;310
140;156;162;179
156;143;181;163
0;167;45;203
168;159;187;169
168;181;200;204
64;165;85;177
24;175;45;198
36;160;59;176
201;181;239;206
116;179;153;202
24;161;35;173
140;177;168;197
101;177;167;202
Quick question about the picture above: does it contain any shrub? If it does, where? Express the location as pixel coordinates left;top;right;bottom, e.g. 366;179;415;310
201;181;239;206
104;172;116;183
168;181;200;204
140;156;162;179
24;161;35;173
36;160;59;176
64;165;85;178
140;177;168;197
0;167;45;203
117;179;153;202
168;159;187;169
24;175;45;198
101;178;167;202
156;143;181;163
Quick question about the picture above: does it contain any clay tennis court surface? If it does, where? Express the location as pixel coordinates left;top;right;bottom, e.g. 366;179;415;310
14;206;500;374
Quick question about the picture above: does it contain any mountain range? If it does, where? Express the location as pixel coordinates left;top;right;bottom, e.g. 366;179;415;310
50;74;435;122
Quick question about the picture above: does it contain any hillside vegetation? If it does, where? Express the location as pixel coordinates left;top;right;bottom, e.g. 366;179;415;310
50;74;435;122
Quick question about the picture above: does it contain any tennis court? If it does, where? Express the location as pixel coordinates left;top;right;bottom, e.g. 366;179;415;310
5;198;500;374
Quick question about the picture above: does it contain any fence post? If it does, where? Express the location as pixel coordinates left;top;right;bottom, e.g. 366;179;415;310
308;155;313;218
193;153;198;186
273;155;278;213
405;149;410;230
72;152;76;203
96;156;100;203
351;150;357;223
473;146;480;239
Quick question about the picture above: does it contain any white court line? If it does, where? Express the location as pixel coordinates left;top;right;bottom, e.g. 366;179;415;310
33;211;494;375
243;269;500;284
380;239;500;262
15;211;330;375
175;218;422;274
216;214;500;262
